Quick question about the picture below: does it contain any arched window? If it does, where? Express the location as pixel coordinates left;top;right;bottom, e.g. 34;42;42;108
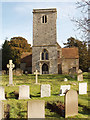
41;49;49;60
42;15;47;23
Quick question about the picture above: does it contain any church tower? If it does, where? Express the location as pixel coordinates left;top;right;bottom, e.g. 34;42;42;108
32;8;58;74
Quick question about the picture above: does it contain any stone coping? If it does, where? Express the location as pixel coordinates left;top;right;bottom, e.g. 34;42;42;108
33;8;57;13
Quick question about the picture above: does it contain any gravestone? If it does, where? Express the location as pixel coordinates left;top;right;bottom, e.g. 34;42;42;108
7;60;15;85
0;86;6;100
60;85;70;96
64;78;68;82
13;68;23;76
79;82;87;94
19;85;30;99
27;100;45;118
77;69;83;81
0;101;4;120
2;70;6;75
41;84;51;97
34;70;40;84
65;89;78;118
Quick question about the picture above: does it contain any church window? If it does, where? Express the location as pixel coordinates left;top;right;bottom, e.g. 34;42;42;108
41;49;49;60
46;53;48;60
42;15;47;23
42;53;44;60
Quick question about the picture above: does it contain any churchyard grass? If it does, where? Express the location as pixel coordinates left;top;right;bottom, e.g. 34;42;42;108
1;72;89;118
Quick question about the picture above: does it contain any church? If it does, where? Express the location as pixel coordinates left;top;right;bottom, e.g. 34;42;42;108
20;8;79;74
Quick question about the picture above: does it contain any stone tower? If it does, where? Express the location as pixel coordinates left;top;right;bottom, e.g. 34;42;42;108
32;8;58;74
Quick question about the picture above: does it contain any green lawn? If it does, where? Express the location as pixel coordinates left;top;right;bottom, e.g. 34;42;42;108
0;72;90;118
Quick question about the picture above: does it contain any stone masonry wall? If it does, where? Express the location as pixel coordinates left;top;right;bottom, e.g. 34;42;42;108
32;45;58;74
62;58;79;74
33;9;57;46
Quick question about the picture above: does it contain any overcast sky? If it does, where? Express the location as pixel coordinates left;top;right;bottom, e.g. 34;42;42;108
0;0;83;47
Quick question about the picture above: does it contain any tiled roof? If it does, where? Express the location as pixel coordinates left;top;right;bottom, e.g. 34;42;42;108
62;47;79;59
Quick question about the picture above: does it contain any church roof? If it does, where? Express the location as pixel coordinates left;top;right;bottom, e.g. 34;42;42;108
62;47;79;59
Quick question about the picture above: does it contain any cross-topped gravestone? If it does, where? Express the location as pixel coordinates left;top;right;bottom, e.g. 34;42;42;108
34;70;40;84
7;60;15;85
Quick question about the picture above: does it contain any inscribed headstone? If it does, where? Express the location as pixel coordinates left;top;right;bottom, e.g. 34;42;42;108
0;101;4;120
0;86;6;100
60;85;70;96
65;89;78;118
27;100;45;118
79;82;87;94
41;84;51;97
77;69;83;81
19;85;30;99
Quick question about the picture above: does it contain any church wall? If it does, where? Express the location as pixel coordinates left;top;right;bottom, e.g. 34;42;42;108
32;45;58;74
33;9;57;46
62;58;79;74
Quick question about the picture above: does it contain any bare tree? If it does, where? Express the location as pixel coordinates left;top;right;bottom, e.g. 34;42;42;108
72;0;90;41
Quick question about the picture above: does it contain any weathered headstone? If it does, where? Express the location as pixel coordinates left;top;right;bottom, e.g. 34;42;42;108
60;85;70;96
79;82;87;94
27;100;45;118
65;89;78;118
77;69;83;81
34;70;40;84
0;101;4;120
64;78;68;82
41;84;51;97
13;68;23;76
0;86;6;100
7;60;15;85
19;85;30;99
2;70;6;75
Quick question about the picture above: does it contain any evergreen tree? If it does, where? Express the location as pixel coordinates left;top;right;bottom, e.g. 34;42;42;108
2;37;32;69
64;37;88;71
2;40;12;70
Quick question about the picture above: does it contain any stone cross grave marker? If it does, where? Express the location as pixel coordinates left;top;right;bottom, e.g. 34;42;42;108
19;85;30;99
77;69;83;81
34;70;40;84
79;82;87;94
60;85;70;96
27;100;45;118
65;89;78;118
41;84;51;97
0;101;4;120
7;60;15;85
0;86;6;100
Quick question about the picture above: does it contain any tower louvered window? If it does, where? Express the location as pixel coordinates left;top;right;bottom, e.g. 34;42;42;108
42;15;47;23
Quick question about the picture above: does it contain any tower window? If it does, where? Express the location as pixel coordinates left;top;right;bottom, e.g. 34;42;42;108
41;49;49;60
42;15;47;23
